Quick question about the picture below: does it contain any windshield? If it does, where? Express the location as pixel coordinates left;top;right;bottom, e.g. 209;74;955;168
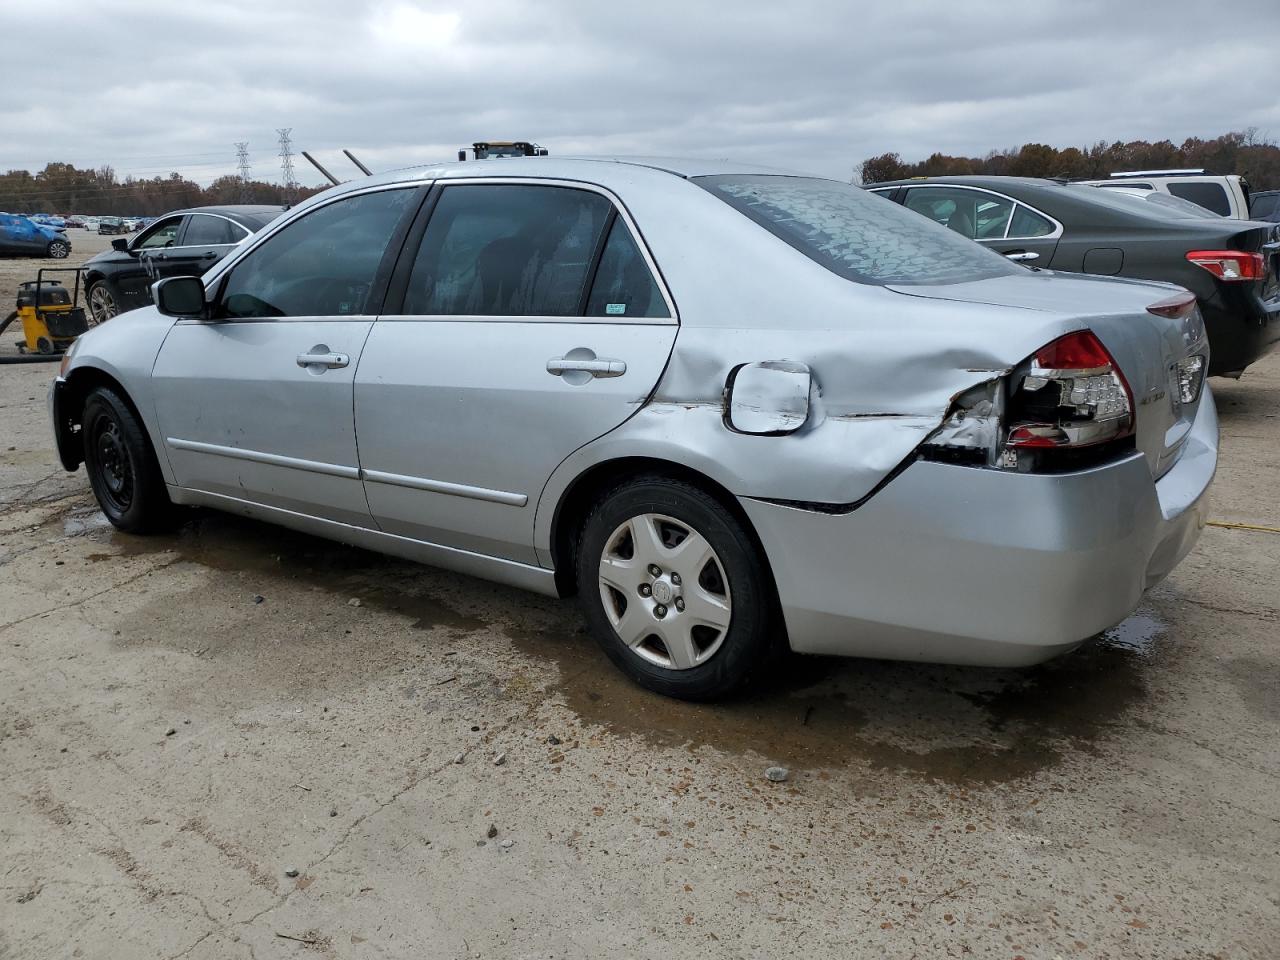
1074;186;1219;220
696;175;1020;285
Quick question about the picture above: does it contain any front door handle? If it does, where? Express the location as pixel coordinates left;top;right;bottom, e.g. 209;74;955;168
1004;251;1039;262
296;351;350;369
547;357;626;378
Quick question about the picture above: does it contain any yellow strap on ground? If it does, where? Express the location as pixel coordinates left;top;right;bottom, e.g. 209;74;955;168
1206;519;1280;535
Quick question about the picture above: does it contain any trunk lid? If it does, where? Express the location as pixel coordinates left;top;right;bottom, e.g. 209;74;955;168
888;271;1210;478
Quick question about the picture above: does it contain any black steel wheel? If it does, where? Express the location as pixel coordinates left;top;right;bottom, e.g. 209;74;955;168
82;386;175;532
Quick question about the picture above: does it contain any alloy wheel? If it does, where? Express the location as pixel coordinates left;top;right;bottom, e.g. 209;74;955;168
48;240;69;259
597;513;733;670
88;285;118;326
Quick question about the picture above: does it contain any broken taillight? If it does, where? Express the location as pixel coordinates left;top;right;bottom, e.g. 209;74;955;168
923;330;1136;472
1006;330;1134;453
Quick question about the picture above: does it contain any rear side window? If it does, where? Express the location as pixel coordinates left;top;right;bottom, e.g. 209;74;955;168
1009;204;1054;238
1167;182;1232;216
404;184;612;316
219;188;416;319
585;219;669;318
698;175;1019;285
184;214;244;247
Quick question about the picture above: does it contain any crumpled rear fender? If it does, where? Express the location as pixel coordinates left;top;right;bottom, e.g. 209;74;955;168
533;309;1082;560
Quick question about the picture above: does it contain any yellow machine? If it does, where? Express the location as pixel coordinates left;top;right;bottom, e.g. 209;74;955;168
2;268;90;355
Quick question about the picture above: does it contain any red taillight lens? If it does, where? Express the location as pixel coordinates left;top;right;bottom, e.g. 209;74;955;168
1185;249;1264;282
1007;330;1134;450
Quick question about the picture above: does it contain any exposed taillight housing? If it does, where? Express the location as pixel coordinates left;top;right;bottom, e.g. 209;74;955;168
1185;249;1264;282
922;330;1136;473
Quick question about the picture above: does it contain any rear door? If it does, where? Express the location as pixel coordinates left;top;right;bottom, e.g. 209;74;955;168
152;186;423;526
900;185;1061;266
354;180;678;564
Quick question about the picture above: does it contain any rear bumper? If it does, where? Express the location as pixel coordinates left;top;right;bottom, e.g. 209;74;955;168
1201;287;1280;374
741;390;1218;667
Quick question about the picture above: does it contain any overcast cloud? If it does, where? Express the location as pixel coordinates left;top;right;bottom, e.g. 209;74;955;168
2;0;1278;186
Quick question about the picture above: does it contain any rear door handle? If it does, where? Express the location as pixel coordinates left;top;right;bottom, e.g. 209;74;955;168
547;357;626;378
297;352;350;369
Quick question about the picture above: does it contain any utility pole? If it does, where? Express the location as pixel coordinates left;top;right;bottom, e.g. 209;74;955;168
277;128;297;204
235;142;251;202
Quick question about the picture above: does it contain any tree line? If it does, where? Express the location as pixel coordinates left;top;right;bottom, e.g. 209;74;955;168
0;163;326;216
859;130;1280;190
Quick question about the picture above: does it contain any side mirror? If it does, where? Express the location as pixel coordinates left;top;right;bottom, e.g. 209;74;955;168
725;361;812;435
111;237;129;252
153;276;207;319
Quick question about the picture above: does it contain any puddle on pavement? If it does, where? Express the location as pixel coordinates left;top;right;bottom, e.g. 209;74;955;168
67;505;1169;785
509;610;1166;785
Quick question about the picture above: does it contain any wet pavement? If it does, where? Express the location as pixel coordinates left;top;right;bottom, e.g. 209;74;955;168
1;356;1278;959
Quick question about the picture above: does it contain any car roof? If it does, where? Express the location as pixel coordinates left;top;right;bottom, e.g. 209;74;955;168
870;175;1065;190
167;204;286;220
334;155;808;195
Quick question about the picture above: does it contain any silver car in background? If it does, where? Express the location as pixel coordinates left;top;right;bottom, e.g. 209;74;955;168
49;157;1216;700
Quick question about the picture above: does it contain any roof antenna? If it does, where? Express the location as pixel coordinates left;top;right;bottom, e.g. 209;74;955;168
301;151;340;186
343;149;373;176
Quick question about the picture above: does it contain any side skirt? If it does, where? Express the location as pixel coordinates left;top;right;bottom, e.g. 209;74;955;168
167;485;561;598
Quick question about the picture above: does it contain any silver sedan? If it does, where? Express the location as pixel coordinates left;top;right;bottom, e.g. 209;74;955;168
49;158;1216;700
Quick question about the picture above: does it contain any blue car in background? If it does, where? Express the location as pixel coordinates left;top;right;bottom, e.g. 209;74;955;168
0;214;72;258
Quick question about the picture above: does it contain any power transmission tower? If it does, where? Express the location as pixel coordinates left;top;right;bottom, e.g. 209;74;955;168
277;128;297;203
234;142;251;202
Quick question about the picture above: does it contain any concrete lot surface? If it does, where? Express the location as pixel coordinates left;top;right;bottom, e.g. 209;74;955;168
0;288;1277;957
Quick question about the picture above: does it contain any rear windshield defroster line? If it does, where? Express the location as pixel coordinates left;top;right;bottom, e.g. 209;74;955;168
695;174;1021;287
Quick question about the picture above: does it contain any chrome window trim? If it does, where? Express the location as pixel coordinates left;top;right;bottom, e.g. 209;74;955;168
404;176;679;324
137;213;255;253
374;314;671;327
900;183;1064;242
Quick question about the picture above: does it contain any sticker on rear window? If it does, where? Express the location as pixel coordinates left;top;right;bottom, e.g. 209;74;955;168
606;303;626;315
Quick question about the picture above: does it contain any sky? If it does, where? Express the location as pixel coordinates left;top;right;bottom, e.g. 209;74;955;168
2;0;1278;187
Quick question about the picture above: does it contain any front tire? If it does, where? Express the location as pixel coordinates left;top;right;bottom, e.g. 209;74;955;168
47;239;70;259
576;477;781;701
86;281;118;326
82;386;174;533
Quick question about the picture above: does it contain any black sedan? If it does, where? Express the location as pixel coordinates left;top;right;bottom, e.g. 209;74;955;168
82;205;284;325
869;176;1280;376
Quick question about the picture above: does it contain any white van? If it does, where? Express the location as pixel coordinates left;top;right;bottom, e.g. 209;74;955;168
1078;169;1252;219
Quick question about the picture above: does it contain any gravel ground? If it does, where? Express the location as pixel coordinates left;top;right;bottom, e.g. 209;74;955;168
0;270;1277;958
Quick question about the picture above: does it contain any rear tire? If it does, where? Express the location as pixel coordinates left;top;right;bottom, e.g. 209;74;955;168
82;386;175;533
576;476;781;701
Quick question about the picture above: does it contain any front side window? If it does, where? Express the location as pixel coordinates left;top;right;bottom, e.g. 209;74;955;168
700;175;1019;286
1166;181;1232;216
184;214;244;247
219;189;416;319
136;217;183;249
404;184;612;316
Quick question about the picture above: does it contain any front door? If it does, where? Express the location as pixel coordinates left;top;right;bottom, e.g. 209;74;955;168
152;187;423;526
122;215;187;309
355;182;678;564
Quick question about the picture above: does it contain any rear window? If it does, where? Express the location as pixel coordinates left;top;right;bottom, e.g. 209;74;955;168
696;175;1020;286
1249;192;1280;219
1166;181;1232;216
